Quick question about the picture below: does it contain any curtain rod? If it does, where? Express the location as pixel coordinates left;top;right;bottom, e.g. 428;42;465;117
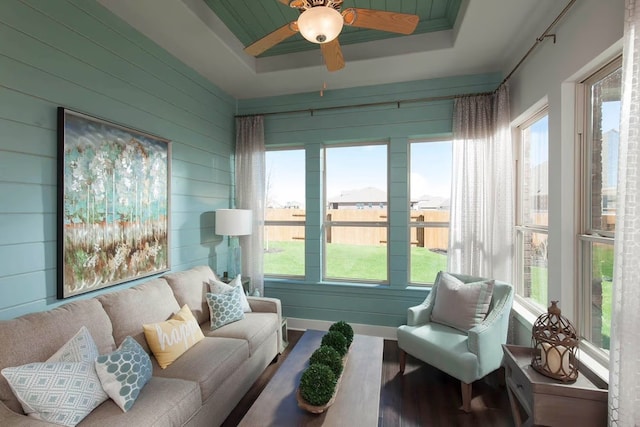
234;0;577;119
234;91;493;119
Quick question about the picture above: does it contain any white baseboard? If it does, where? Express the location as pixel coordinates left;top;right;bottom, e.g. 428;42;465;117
286;317;398;340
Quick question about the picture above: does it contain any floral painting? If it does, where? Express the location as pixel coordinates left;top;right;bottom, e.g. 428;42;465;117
57;108;170;298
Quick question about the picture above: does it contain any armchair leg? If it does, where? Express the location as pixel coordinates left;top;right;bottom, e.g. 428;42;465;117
460;382;472;412
399;349;406;374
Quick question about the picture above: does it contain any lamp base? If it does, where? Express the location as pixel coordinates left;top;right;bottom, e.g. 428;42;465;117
227;236;242;279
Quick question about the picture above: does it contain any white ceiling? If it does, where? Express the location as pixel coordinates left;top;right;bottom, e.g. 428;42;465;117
98;0;566;100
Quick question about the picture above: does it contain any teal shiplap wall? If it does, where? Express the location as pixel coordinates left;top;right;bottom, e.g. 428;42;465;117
238;73;502;327
0;0;235;320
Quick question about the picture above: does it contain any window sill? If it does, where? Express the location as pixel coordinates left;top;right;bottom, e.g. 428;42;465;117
511;298;609;385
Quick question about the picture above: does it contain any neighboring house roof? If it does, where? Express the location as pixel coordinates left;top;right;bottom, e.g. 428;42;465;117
413;195;450;209
328;187;387;204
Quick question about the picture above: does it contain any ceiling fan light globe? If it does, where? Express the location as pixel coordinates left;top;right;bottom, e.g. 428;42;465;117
298;6;343;44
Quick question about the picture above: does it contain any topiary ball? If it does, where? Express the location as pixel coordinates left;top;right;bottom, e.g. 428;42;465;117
329;320;354;348
321;330;348;357
299;363;337;406
310;345;343;377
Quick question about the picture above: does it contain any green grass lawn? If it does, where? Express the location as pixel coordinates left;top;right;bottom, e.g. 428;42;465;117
264;241;446;282
265;240;613;349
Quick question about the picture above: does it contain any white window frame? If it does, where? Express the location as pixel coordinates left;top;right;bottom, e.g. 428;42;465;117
514;107;549;314
264;147;306;278
576;56;622;364
408;138;452;286
322;142;389;284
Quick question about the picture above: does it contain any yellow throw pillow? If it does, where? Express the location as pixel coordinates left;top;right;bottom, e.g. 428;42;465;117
143;305;205;369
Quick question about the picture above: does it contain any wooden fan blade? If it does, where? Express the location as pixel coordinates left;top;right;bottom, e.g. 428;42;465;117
342;8;419;34
244;22;299;56
321;38;345;72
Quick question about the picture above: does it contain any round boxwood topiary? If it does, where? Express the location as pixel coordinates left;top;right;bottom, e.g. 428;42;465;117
309;345;343;377
329;321;354;348
321;330;348;357
299;363;337;406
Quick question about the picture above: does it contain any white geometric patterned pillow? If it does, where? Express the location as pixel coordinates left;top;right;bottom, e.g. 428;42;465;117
47;326;99;363
1;362;107;426
206;285;245;330
208;274;252;312
95;336;152;412
0;326;108;426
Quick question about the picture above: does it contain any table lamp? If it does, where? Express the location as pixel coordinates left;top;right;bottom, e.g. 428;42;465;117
215;209;252;279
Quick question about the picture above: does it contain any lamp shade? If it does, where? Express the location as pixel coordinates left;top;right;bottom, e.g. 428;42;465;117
297;6;344;44
215;209;252;236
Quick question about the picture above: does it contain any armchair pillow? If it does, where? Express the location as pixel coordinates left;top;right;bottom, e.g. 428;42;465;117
430;272;495;332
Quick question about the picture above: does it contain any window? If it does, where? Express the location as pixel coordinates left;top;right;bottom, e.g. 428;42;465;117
264;149;305;277
324;143;388;282
515;110;549;310
579;57;621;354
409;140;452;284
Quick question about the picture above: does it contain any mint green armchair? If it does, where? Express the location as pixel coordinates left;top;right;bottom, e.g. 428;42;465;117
397;272;514;412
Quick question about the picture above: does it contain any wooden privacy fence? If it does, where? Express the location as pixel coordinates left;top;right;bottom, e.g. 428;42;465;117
265;208;449;250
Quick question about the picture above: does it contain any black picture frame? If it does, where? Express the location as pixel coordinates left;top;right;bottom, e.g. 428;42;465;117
57;107;171;299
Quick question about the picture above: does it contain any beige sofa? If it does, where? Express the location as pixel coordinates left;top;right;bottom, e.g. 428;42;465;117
0;266;282;426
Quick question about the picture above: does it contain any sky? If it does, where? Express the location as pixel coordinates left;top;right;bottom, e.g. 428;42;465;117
265;141;453;208
265;99;621;209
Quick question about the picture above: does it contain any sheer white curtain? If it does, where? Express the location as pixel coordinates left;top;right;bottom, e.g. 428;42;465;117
235;116;265;295
448;85;513;282
608;2;640;424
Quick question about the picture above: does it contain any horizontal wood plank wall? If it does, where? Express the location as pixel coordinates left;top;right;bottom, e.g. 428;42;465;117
0;0;235;320
238;73;501;327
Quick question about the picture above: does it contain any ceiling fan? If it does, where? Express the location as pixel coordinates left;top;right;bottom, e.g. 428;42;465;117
244;0;420;72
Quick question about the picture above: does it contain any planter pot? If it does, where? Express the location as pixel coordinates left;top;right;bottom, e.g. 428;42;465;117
296;353;348;414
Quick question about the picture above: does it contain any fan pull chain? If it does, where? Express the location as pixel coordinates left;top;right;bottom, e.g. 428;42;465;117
320;81;327;97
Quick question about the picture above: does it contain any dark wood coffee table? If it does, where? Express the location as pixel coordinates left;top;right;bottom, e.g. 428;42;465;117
239;329;384;426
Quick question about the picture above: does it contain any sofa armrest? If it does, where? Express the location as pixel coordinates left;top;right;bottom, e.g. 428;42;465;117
247;296;281;316
247;296;284;353
0;401;52;426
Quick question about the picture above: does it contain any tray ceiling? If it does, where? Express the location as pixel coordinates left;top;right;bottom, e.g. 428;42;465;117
205;0;462;57
98;0;566;99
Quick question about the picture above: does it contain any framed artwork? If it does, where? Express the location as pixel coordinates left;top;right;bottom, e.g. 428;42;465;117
57;107;171;299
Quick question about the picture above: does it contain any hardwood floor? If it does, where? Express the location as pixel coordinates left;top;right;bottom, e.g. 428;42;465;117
223;330;514;427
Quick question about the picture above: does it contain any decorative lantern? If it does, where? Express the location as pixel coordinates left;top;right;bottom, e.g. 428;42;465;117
531;301;579;382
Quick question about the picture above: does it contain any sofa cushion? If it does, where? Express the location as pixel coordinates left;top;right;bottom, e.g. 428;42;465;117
163;266;219;325
204;312;279;356
143;305;204;369
205;287;245;330
431;272;494;331
95;336;152;412
98;278;180;352
0;299;115;414
152;337;249;403
77;377;201;427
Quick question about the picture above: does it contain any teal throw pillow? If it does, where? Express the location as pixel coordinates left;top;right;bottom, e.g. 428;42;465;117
95;336;152;412
206;285;245;330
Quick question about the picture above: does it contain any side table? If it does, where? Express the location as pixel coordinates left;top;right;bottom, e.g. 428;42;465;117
280;317;288;352
502;344;607;427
